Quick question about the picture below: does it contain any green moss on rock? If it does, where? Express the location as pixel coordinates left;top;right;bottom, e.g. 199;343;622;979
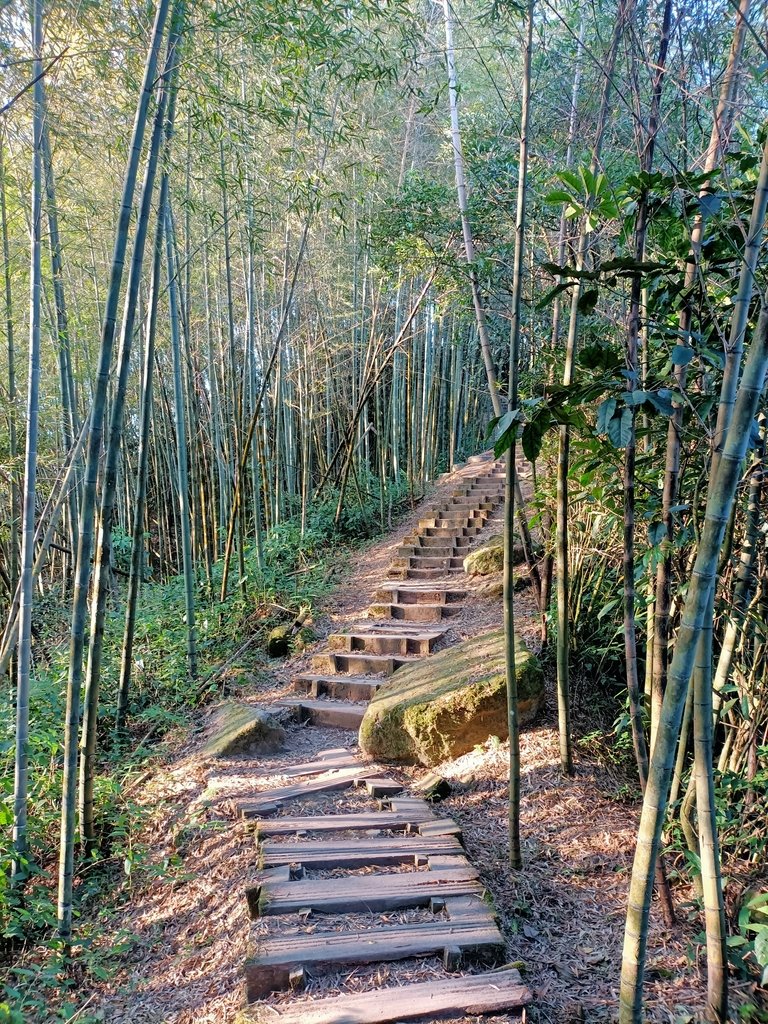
464;534;542;576
267;624;292;657
203;702;285;757
359;628;544;765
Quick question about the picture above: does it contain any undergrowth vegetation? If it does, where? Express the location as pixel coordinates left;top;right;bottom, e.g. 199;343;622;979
0;474;416;1021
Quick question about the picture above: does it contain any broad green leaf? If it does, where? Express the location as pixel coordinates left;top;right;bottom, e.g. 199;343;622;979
578;287;599;314
521;411;551;463
596;398;617;435
671;344;694;366
607;406;633;448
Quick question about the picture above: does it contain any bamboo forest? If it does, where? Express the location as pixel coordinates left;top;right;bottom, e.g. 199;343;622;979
1;0;768;1021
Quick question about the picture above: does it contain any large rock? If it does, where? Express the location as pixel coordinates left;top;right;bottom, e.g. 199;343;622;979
463;535;530;576
203;702;285;757
267;624;293;657
359;628;544;765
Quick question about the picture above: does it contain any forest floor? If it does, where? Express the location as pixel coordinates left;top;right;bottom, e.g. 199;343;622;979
63;463;753;1024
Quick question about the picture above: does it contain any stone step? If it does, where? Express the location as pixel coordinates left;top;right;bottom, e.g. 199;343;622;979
276;699;367;730
328;629;443;657
375;585;466;605
311;651;418;675
292;674;381;701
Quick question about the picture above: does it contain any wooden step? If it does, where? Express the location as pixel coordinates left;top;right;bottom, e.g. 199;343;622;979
255;750;361;779
292;674;380;701
398;544;455;558
246;968;532;1023
245;914;505;999
407;555;454;569
328;629;443;657
425;525;481;538
249;863;481;917
237;765;376;817
406;568;449;580
448;499;494;511
254;807;438;837
276;699;367;730
368;602;462;623
311;651;417;675
259;834;464;869
420;536;471;550
358;777;404;797
375;585;466;605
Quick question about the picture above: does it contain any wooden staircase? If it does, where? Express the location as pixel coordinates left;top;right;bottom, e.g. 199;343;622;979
233;454;531;1023
237;748;532;1022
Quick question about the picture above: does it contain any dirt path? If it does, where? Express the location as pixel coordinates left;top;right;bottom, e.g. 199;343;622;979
81;454;716;1024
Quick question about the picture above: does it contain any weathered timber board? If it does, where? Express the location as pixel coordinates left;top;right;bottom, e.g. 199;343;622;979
444;895;498;924
252;868;482;916
260;835;463;868
254;810;437;837
255;751;361;779
244;968;532;1023
360;778;403;797
417;818;462;837
244;918;504;999
237;766;377;817
380;797;437;815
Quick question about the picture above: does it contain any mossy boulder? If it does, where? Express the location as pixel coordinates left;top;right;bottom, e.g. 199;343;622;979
359;628;544;765
203;702;285;757
267;624;292;657
463;535;504;575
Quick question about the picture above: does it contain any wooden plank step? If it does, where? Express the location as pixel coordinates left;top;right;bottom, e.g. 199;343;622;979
276;699;367;730
415;817;463;836
255;751;361;779
311;652;418;676
254;809;437;837
292;674;380;701
246;968;532;1023
375;586;467;605
250;867;482;916
358;777;403;797
380;797;438;814
237;765;377;817
327;629;442;656
260;834;464;869
244;918;505;999
389;603;462;622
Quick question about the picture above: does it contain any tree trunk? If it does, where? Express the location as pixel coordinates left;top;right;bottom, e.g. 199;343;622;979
12;0;44;879
57;0;172;945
